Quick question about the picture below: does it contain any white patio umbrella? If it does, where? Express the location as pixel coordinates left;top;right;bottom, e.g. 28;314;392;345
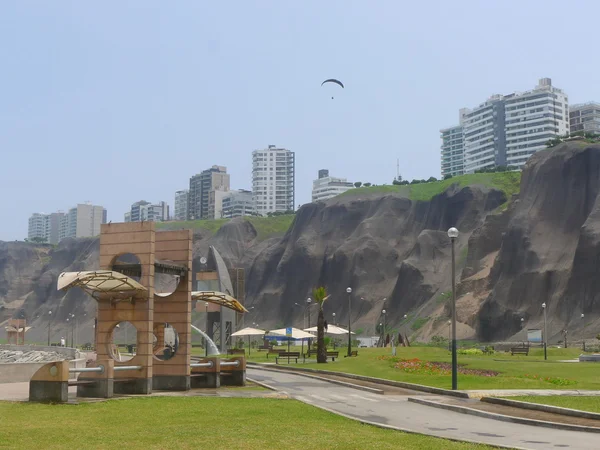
304;325;355;335
267;327;315;354
231;327;266;355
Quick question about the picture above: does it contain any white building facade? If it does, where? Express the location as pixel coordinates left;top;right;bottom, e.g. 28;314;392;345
222;190;254;218
252;145;295;215
59;203;106;241
127;200;169;222
311;169;353;202
174;190;189;221
442;78;569;174
503;78;569;168
440;123;465;178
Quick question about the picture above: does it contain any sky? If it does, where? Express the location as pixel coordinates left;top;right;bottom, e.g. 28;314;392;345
2;0;600;241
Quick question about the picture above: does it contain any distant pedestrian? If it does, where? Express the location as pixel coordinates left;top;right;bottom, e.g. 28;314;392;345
60;337;65;347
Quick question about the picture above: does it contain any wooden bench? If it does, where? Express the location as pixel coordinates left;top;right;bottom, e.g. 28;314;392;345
510;346;529;356
304;351;339;361
258;345;273;351
227;348;245;356
276;352;300;364
267;349;284;358
345;350;358;357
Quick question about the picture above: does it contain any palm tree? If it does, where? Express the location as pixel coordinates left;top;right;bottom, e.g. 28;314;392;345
313;287;330;363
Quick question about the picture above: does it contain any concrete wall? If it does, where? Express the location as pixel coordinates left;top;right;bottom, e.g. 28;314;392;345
0;357;87;383
0;344;78;359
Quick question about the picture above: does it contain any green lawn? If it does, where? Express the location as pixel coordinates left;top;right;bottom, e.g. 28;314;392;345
505;396;600;414
156;214;295;242
247;346;600;391
0;397;492;450
341;172;522;205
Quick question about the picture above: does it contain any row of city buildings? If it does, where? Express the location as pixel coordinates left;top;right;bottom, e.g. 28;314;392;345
440;77;600;177
132;145;355;224
28;203;107;244
27;146;356;241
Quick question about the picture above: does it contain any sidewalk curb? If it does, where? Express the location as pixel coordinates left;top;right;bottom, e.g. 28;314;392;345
408;397;600;434
482;397;600;421
248;363;469;398
293;394;528;450
249;365;384;395
246;377;279;392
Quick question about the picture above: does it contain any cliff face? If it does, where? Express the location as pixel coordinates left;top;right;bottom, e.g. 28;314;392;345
474;143;600;341
3;142;600;344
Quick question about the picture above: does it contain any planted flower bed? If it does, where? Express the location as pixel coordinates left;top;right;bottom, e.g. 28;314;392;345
377;356;499;377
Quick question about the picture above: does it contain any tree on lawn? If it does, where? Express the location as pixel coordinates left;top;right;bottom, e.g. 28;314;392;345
313;286;330;363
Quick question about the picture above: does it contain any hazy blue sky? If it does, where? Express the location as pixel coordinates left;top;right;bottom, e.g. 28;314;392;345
2;0;600;241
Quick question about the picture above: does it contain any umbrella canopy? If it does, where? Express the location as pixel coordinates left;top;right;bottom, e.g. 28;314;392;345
267;327;314;339
304;325;355;335
231;327;266;337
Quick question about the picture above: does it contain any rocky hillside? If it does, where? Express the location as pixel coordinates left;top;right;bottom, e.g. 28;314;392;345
3;142;600;345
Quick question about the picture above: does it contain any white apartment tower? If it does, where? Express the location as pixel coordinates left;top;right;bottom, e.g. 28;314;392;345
440;110;466;178
222;190;254;218
311;169;353;202
174;190;189;221
59;203;106;241
442;78;569;175
252;145;295;215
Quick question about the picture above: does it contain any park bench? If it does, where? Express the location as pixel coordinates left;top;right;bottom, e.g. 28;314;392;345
227;349;245;356
258;345;272;351
267;349;284;358
304;351;339;361
81;344;95;351
345;350;358;357
510;346;529;356
276;352;300;364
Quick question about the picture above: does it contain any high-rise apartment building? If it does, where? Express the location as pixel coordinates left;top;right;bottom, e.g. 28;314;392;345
503;78;569;169
252;145;295;215
570;102;600;135
27;212;64;244
222;190;254;218
59;203;106;241
311;169;353;202
174;190;189;221
188;166;230;220
442;78;569;174
127;200;169;222
440;124;465;178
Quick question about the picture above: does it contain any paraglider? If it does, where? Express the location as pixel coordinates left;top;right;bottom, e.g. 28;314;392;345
321;78;344;99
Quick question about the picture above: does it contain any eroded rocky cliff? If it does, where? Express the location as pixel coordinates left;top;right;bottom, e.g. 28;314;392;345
3;142;600;344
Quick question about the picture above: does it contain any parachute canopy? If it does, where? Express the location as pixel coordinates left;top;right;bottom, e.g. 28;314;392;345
321;79;344;88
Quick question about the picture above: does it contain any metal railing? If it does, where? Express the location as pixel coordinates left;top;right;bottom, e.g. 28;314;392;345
114;365;142;371
69;366;104;374
190;361;214;368
220;361;240;367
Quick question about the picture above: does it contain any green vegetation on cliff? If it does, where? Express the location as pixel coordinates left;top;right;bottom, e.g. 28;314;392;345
341;171;522;203
157;172;521;240
156;214;295;242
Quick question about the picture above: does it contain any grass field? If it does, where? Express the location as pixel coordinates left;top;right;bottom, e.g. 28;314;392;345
156;214;295;242
0;397;492;450
341;172;522;204
245;345;600;391
506;396;600;414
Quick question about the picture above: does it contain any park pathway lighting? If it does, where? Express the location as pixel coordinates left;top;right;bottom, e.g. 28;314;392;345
447;226;459;390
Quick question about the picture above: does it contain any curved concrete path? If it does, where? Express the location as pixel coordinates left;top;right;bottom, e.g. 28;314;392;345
248;367;598;450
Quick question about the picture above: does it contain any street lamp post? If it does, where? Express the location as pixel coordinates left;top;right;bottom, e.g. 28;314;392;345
447;319;451;351
382;309;387;347
542;302;547;360
521;317;525;343
332;312;336;326
582;313;586;351
205;302;209;357
346;287;352;357
447;226;459;390
47;311;52;346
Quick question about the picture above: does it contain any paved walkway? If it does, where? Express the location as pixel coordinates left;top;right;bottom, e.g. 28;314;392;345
248;367;599;450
